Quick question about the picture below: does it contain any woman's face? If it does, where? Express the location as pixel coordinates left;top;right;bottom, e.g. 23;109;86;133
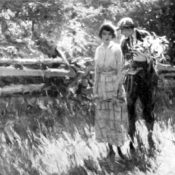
101;30;113;45
121;28;133;38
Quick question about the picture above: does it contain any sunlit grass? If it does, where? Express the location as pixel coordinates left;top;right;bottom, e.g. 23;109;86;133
0;122;108;175
1;104;175;175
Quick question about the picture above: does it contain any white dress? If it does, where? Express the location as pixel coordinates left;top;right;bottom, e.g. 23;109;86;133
94;41;128;146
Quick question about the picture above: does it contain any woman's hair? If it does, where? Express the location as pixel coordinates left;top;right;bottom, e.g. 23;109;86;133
98;21;116;39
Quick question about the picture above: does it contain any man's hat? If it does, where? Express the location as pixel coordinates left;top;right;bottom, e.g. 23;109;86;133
116;17;135;30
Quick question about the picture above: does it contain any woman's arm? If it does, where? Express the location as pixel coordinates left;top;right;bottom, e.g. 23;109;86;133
115;46;124;90
93;47;100;96
113;45;126;103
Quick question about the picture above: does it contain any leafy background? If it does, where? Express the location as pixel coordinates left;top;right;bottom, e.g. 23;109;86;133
0;0;175;175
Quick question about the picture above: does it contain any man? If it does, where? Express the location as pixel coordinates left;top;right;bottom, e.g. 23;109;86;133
116;17;158;149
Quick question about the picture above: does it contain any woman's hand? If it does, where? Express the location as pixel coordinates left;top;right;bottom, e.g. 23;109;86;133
117;85;126;104
93;94;100;103
123;60;132;70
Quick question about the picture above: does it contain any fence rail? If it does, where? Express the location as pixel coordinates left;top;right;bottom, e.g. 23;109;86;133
0;59;175;96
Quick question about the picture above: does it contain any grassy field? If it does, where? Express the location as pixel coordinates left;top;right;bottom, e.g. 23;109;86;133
1;100;175;175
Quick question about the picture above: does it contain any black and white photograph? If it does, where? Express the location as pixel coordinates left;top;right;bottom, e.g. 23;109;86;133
0;0;174;174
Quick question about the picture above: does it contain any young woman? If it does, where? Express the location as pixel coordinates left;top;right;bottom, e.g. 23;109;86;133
94;21;128;159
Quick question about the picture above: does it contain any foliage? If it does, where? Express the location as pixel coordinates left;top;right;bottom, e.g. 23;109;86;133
117;0;175;63
0;0;174;61
0;0;175;175
1;106;175;174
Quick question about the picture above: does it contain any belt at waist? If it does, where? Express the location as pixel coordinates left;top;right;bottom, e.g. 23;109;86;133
100;70;118;75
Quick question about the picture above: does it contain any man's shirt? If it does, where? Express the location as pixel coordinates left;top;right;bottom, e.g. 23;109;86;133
121;28;150;62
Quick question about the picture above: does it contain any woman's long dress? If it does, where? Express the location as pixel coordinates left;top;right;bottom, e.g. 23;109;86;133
94;41;128;146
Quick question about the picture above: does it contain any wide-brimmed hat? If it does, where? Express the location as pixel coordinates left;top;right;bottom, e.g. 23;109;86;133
116;17;135;30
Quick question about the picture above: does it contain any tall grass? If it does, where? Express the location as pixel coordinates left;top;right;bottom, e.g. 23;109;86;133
0;92;175;175
1;113;175;175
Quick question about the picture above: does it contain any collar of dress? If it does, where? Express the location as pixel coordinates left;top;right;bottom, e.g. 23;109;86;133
101;41;115;49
